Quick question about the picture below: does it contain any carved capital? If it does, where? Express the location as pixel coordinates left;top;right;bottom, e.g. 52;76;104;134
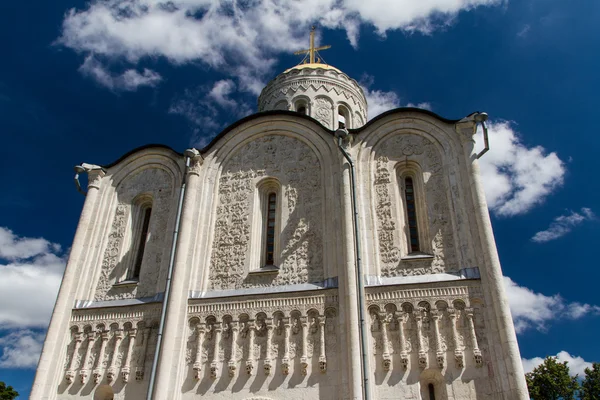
300;356;309;376
185;148;203;177
418;352;428;369
86;166;106;190
264;359;272;375
245;360;254;375
228;360;236;377
106;368;116;383
135;367;144;381
281;357;290;375
455;351;465;369
382;354;392;371
79;370;89;384
436;353;445;369
474;349;483;367
65;370;76;384
319;355;327;373
400;353;409;370
93;369;103;384
121;367;131;383
210;361;218;379
193;361;202;380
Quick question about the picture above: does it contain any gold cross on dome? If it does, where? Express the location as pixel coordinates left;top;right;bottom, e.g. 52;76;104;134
293;26;331;64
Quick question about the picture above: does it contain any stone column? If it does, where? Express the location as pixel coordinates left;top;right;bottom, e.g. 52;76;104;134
448;309;463;368
319;317;327;373
79;332;96;384
300;317;309;375
210;324;222;379
282;318;291;375
380;314;391;371
137;328;151;381
398;312;409;369
264;319;274;375
246;323;256;375
151;151;204;399
432;312;445;369
193;324;205;380
228;323;238;377
416;311;427;369
93;330;110;383
30;166;105;398
122;329;137;382
65;332;83;383
107;331;124;383
457;122;528;398
466;309;483;367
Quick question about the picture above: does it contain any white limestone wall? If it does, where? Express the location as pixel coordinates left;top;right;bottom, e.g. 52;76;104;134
34;111;528;400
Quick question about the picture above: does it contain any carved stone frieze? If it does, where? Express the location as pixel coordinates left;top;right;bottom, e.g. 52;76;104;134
366;284;487;371
95;167;175;301
186;293;337;380
209;135;324;290
373;134;459;277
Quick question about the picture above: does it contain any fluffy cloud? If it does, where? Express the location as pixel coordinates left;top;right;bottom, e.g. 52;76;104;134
0;227;65;328
57;0;500;90
360;76;432;120
170;80;252;147
0;330;45;369
522;351;594;377
532;208;595;243
79;55;162;91
476;121;565;216
504;276;600;334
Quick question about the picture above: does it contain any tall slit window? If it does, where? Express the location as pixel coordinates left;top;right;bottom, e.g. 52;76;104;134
404;177;420;252
132;207;152;279
264;193;277;265
428;383;436;400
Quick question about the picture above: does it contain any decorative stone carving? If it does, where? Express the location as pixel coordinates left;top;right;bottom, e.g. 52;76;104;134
373;134;459;277
466;309;483;367
209;135;323;290
314;97;333;128
257;66;368;127
95;167;174;301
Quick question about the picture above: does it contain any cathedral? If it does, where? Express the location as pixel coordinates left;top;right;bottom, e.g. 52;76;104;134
31;31;529;400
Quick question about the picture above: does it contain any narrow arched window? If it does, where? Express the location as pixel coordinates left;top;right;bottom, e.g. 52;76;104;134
264;193;277;265
338;107;348;129
428;383;436;400
297;105;306;115
404;177;420;252
132;206;152;279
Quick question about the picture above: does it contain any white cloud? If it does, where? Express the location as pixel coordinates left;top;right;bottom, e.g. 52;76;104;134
57;0;501;91
0;227;60;261
476;121;566;216
80;55;161;91
360;76;432;120
532;208;595;243
0;329;45;369
364;89;400;120
170;80;252;147
522;351;594;377
0;227;65;328
504;276;600;334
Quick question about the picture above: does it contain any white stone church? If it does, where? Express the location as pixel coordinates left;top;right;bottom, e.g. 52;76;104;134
31;33;529;400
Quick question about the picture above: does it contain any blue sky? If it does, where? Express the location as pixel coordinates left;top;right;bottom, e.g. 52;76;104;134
1;0;599;397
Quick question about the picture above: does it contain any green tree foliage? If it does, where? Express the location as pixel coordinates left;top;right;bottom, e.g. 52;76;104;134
525;356;579;400
0;381;19;400
581;362;600;400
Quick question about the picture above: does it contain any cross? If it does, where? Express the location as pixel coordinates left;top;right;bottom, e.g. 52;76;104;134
294;26;331;64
